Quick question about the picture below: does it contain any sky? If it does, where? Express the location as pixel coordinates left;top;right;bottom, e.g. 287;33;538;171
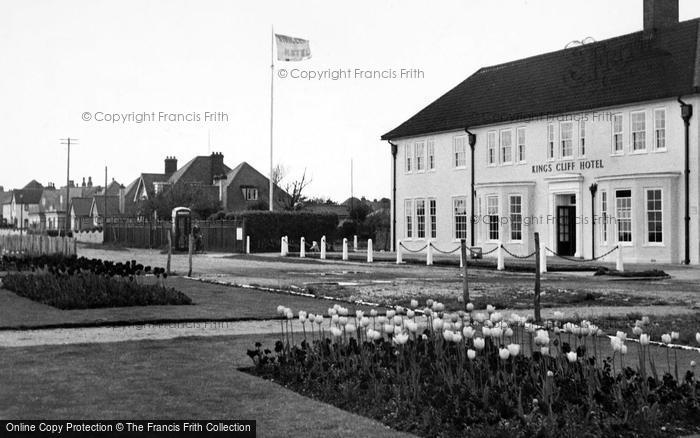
2;0;700;202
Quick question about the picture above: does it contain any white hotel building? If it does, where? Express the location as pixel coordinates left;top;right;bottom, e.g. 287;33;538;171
382;0;700;264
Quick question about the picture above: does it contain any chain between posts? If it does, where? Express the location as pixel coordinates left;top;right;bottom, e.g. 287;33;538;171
544;245;619;262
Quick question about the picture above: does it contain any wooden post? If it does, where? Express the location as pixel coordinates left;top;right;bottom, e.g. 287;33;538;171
166;230;172;275
460;239;469;308
188;233;194;277
534;232;542;323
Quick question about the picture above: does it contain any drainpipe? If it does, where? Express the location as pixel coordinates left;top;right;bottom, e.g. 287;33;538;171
466;129;477;247
589;183;597;260
678;97;693;265
389;141;398;252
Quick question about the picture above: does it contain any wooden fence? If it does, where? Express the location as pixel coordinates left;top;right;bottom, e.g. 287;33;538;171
104;219;245;253
0;234;77;256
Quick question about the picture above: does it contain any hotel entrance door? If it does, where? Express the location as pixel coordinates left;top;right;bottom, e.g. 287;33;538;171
556;206;576;256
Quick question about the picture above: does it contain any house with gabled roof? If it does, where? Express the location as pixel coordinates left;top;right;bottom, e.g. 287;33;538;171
382;0;700;264
220;161;291;212
70;197;94;231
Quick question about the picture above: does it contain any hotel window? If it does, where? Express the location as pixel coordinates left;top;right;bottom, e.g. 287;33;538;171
560;122;573;158
405;144;413;172
509;195;522;241
646;189;663;243
486;196;499;241
454;136;467;168
415;141;425;171
405;199;413;238
579;120;586;156
500;129;513;164
612;114;624;154
416;199;426;238
242;187;259;201
615;190;632;243
601;191;608;243
516;127;526;162
427;139;436;170
487;131;497;165
453;197;467;240
631;111;646;151
429;199;437;239
547;124;555;159
654;109;666;151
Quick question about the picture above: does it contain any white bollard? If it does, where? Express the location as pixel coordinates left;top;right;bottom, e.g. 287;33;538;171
367;239;373;263
320;236;327;260
342;238;349;261
426;241;433;266
616;245;624;272
246;235;250;254
282;236;289;256
396;240;403;264
460;248;464;268
280;236;285;256
300;237;306;258
540;244;547;274
353;235;358;252
497;241;505;271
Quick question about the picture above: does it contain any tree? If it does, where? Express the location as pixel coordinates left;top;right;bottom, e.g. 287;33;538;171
279;168;311;211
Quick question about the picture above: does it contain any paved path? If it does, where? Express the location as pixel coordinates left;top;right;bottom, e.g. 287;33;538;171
1;304;695;348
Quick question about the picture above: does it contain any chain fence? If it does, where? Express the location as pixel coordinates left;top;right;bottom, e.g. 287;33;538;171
544;245;618;262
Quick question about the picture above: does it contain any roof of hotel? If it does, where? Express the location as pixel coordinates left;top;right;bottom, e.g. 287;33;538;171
382;19;700;140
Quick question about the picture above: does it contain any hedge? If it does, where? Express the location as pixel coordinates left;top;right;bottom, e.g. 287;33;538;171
241;211;338;252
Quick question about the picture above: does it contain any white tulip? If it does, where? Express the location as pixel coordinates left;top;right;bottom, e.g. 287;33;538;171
463;326;475;339
486;304;495;314
451;333;463;344
695;332;700;344
406;321;418;333
330;327;343;337
410;299;419;308
383;324;394;334
616;331;627;342
671;331;679;341
386;310;396;319
331;314;339;324
639;334;650;345
620;344;628;355
394;332;409;345
338;316;348;326
355;310;364;319
339;307;349;316
632;326;643;336
466;303;474;312
467;349;476;360
360;317;371;327
482;327;492;338
433;318;444;330
443;330;454;342
566;351;578;363
499;348;510;360
507;344;520;357
473;337;485;350
370;309;378;317
547;370;554;377
276;305;285;315
540;346;550;356
407;310;415;319
661;333;671;344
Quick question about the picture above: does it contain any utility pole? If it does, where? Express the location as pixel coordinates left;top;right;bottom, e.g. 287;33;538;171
104;165;108;228
60;138;78;235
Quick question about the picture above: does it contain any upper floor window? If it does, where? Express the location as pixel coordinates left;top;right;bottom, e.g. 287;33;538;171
487;131;497;166
454;135;467;168
427;139;436;170
500;129;512;164
579;120;586;157
415;141;425;171
612;114;624;155
547;124;555;160
631;111;646;151
242;187;259;201
404;143;413;172
516;127;526;163
654;109;666;151
560;122;573;159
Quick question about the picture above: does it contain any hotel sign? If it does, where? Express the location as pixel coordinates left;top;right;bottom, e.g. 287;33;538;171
531;159;604;174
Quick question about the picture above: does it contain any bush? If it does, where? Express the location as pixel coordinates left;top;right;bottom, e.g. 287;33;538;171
241;211;338;252
2;272;191;309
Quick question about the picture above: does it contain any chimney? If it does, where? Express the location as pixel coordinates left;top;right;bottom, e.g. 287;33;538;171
644;0;679;31
87;176;93;188
69;180;75;188
165;156;178;175
210;152;225;184
82;177;86;187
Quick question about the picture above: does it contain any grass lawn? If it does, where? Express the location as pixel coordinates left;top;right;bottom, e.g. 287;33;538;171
0;276;378;329
0;335;415;438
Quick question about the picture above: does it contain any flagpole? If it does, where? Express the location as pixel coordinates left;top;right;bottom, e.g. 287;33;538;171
269;26;275;211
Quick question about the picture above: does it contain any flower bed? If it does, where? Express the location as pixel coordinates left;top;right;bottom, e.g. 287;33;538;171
247;303;700;437
0;255;191;309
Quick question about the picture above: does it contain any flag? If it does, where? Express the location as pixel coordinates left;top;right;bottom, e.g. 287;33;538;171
275;34;311;61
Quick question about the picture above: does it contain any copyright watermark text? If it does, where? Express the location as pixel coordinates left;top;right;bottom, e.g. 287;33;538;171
277;67;425;80
81;111;229;124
